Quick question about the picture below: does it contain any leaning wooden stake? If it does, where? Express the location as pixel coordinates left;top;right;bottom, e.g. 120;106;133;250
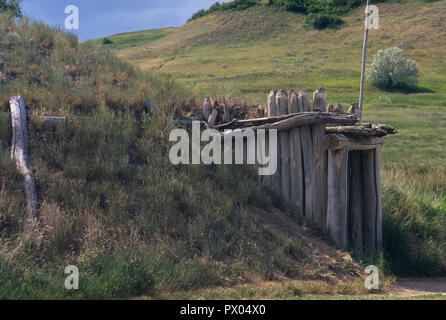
10;96;42;245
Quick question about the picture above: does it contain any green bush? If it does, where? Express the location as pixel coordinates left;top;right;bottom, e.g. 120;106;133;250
102;37;113;45
306;13;344;29
366;47;419;89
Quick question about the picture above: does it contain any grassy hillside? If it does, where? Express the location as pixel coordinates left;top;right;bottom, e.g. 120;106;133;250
97;0;446;275
0;13;367;299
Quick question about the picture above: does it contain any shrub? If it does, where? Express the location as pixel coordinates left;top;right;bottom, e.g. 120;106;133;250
306;13;344;29
102;37;113;45
366;47;419;89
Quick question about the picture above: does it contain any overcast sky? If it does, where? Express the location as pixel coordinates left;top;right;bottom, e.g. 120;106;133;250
22;0;229;41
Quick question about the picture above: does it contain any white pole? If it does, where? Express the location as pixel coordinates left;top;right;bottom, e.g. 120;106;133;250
359;0;371;121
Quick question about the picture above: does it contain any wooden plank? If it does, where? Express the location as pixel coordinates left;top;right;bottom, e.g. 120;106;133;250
362;149;377;252
276;90;290;202
322;134;385;151
288;90;304;215
208;108;219;127
298;89;314;221
327;147;349;249
349;151;363;251
203;96;212;120
215;112;359;131
269;90;281;193
375;145;383;252
10;96;42;245
253;112;359;132
221;96;231;123
312;88;328;229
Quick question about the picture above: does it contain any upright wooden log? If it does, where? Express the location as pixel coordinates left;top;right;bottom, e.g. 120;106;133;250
327;147;349;249
276;90;290;202
221;96;231;123
362;149;377;251
298;89;313;221
288;90;304;216
10;96;42;244
349;151;363;251
312;87;328;229
208;108;219;127
265;90;278;187
375;145;383;251
203;96;212;121
267;90;281;192
312;86;326;112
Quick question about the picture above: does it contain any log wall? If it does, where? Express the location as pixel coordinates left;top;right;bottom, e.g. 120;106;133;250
239;88;385;252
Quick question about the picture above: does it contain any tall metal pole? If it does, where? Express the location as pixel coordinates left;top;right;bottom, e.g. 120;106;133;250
359;0;371;121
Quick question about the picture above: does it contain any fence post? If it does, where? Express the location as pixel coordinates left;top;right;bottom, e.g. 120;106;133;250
267;90;281;192
10;96;42;246
349;151;364;251
327;147;349;249
276;90;290;202
288;90;304;216
375;145;383;251
362;149;378;251
298;89;313;222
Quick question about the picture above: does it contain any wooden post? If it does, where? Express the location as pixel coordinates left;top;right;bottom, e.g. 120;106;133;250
288;90;304;216
208;108;219;127
203;96;212;121
10;96;42;245
362;149;377;251
349;151;363;251
327;147;349;249
276;90;290;202
312;87;328;229
375;145;383;251
221;96;231;123
265;90;277;187
268;90;281;193
298;89;313;221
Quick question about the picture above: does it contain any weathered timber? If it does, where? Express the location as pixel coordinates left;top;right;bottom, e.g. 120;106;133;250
298;89;314;221
312;88;328;229
222;96;231;123
327;147;349;249
277;90;290;200
312;87;326;112
375;145;383;251
348;103;359;115
203;96;212;120
288;90;304;215
349;151;364;251
334;103;344;114
322;134;385;151
362;149;377;251
326;123;397;137
38;116;67;126
10;96;42;245
252;112;359;132
269;90;281;193
208;108;219;127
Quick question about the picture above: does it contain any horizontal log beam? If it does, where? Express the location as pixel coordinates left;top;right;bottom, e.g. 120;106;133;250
326;123;397;137
322;134;385;151
250;112;359;132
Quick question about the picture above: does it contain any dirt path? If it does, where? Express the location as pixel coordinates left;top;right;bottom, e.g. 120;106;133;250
389;278;446;297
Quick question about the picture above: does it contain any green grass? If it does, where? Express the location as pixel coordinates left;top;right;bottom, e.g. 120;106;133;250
87;28;173;52
105;0;446;277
